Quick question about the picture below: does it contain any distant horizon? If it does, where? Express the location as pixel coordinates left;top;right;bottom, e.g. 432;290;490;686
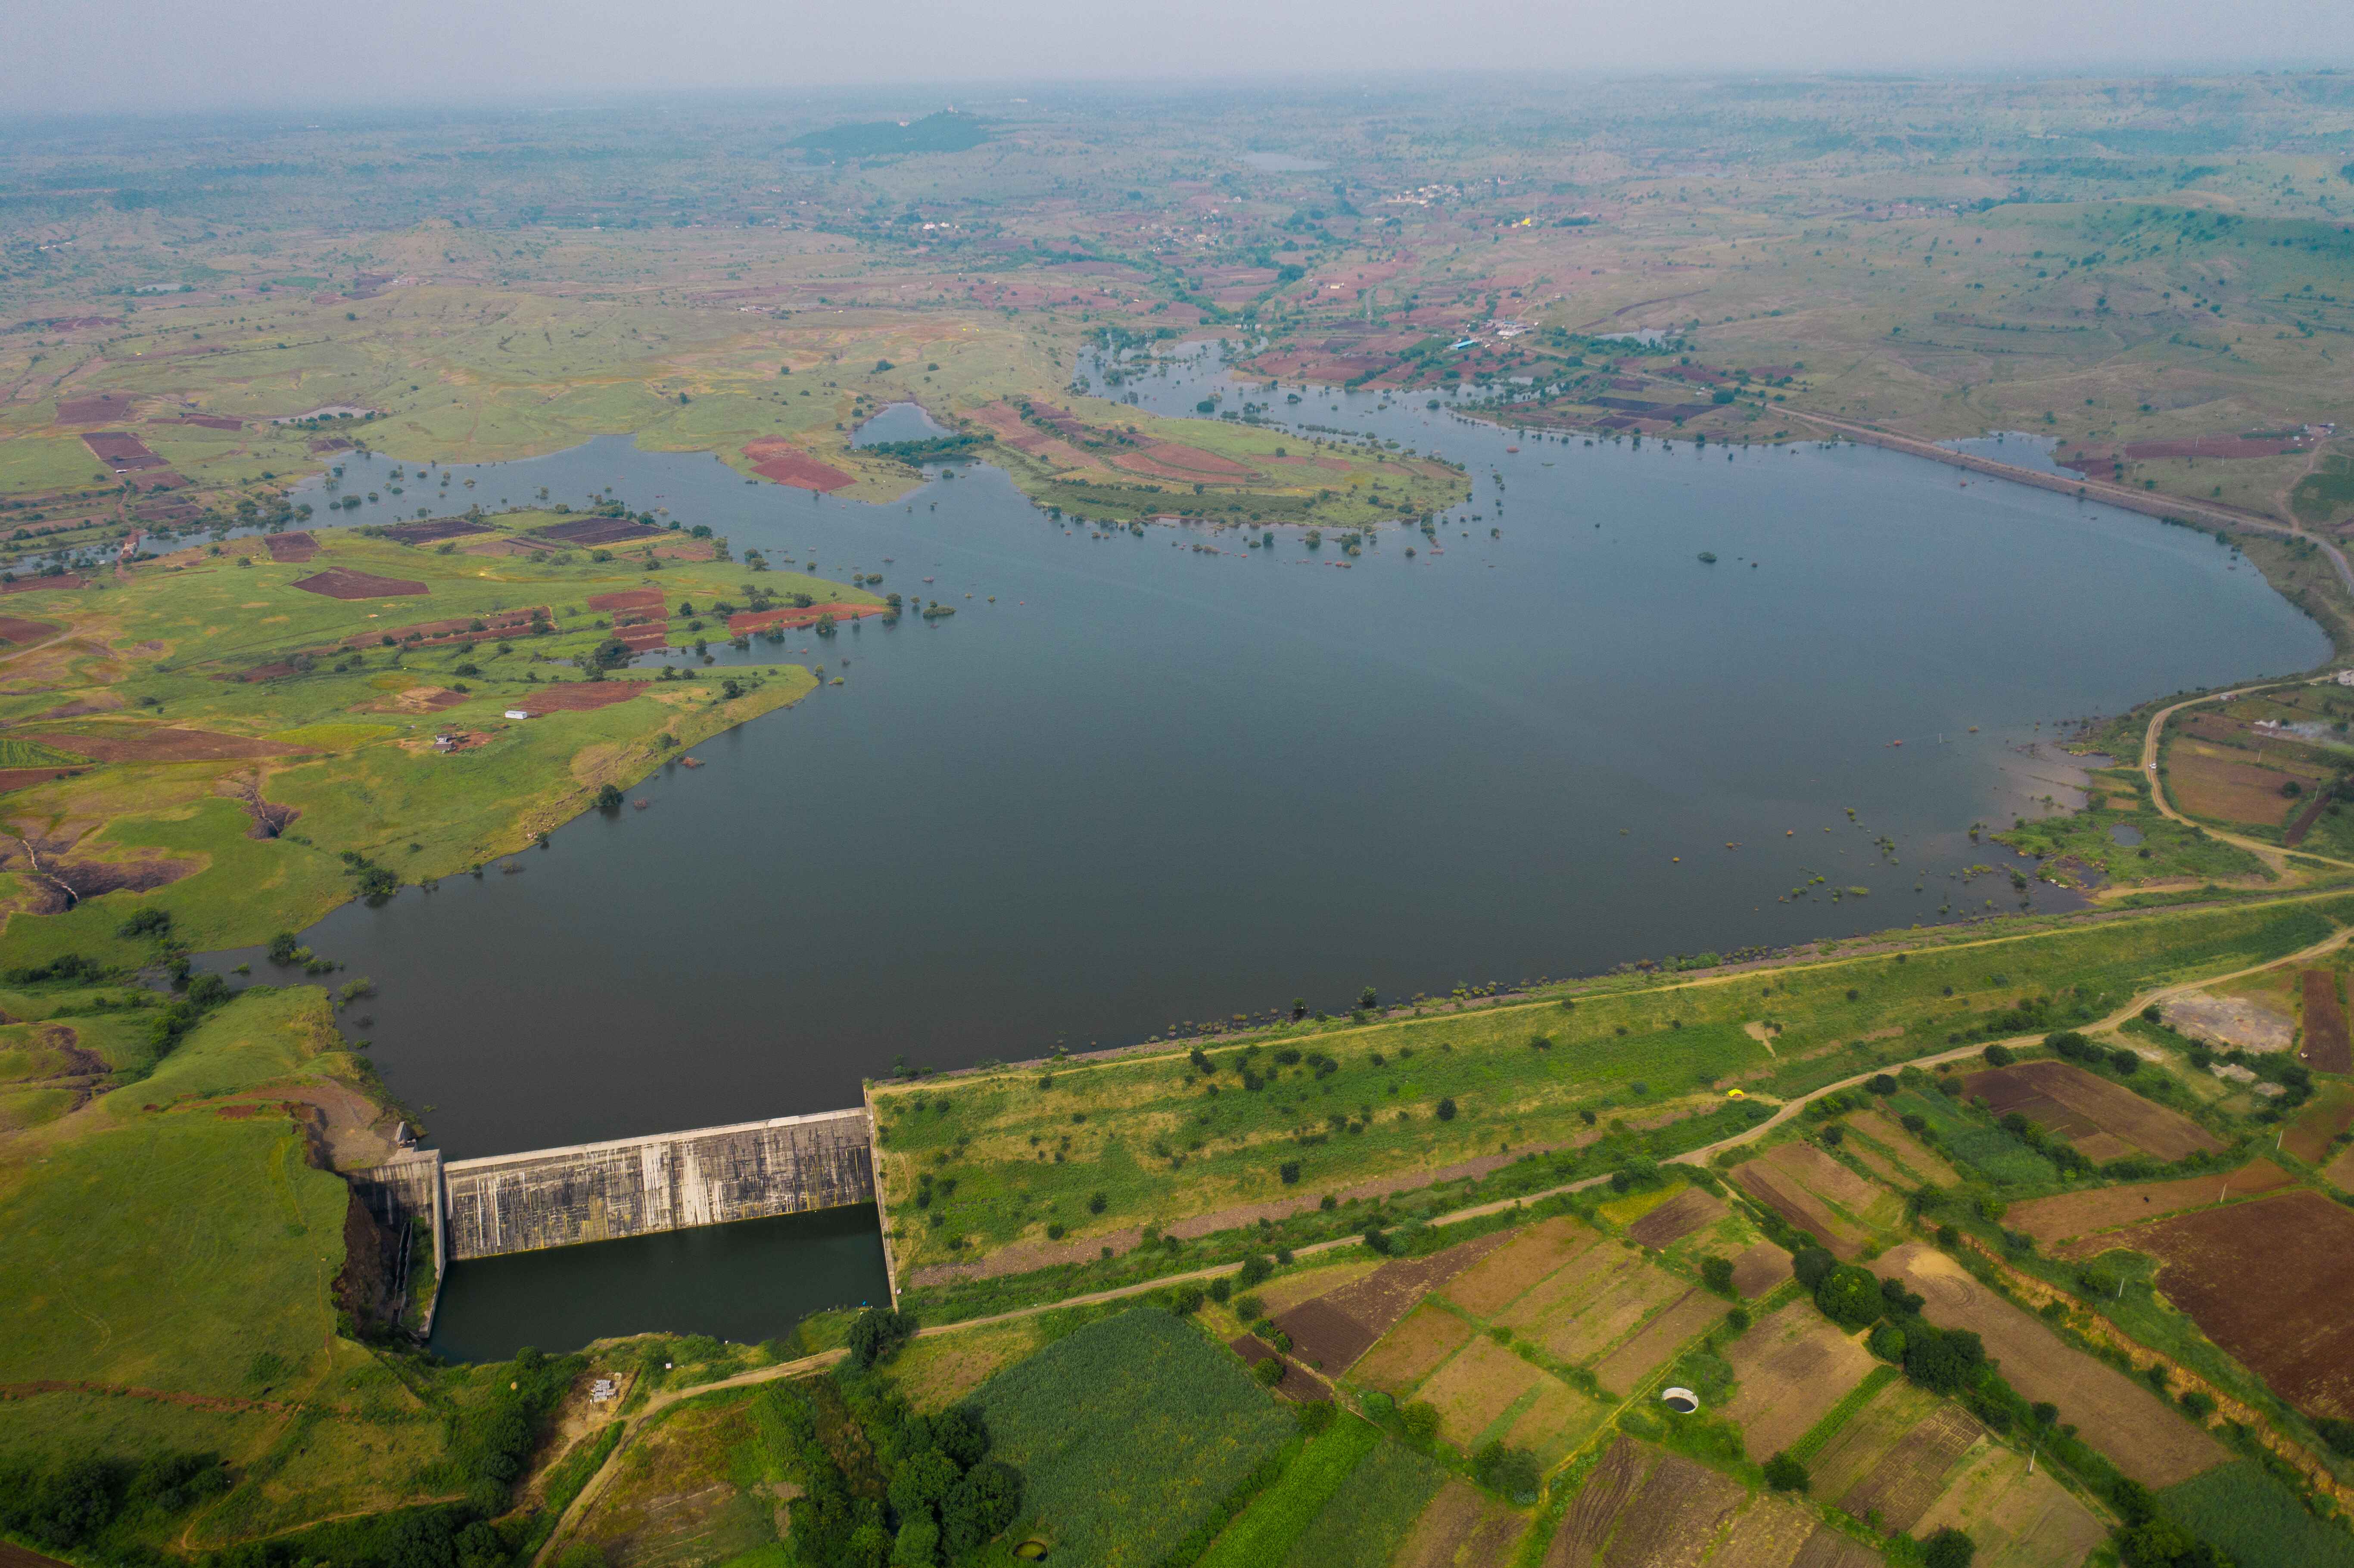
6;0;2354;124
4;59;2354;135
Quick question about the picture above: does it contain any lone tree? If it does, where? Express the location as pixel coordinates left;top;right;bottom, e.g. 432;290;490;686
1763;1453;1809;1493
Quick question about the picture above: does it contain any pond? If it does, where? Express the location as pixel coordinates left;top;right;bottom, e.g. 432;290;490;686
259;357;2329;1355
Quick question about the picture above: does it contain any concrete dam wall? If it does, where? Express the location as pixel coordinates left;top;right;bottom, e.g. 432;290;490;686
440;1107;876;1261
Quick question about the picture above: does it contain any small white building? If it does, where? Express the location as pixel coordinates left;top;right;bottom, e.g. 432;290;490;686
2335;669;2354;687
504;709;532;720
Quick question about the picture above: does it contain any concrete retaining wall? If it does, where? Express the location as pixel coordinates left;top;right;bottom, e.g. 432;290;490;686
441;1108;875;1260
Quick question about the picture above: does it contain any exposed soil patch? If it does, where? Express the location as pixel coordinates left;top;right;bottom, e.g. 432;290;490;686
1728;1240;1791;1297
371;686;466;713
1962;1059;2220;1163
1351;1303;1474;1393
0;616;58;645
3;576;86;595
219;772;301;839
2090;1189;2354;1420
292;568;428;600
1625;1186;1728;1250
1439;1216;1600;1317
510;682;647;714
262;531;319;563
1871;1241;2224;1486
529;516;663;547
378;518;493;544
169;413;244;432
2022;1160;2295;1244
20;726;302;762
743;440;853;491
2161;991;2295;1054
2301;970;2351;1073
1396;1480;1520;1568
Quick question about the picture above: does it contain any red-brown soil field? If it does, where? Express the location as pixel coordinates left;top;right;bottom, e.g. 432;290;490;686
1723;1300;1880;1459
2094;1189;2354;1419
2301;969;2351;1073
509;682;648;715
742;440;853;491
0;616;58;644
261;531;319;563
291;568;428;600
1732;1143;1876;1257
1962;1059;2220;1163
726;604;884;635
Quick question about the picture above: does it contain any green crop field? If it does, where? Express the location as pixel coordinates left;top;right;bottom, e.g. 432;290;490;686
1885;1085;2058;1187
1197;1415;1380;1568
1272;1435;1446;1568
970;1309;1296;1568
2161;1460;2354;1568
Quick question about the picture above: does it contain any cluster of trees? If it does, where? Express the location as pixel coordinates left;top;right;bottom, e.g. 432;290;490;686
0;1452;229;1556
771;1315;1022;1568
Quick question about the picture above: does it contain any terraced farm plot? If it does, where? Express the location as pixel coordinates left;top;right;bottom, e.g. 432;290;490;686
1439;1215;1601;1317
1869;1242;2225;1487
1504;1376;1610;1466
1593;1289;1731;1398
1809;1378;1947;1505
2283;1083;2354;1165
1846;1110;1959;1186
2093;1189;2354;1420
1394;1478;1527;1568
1728;1240;1793;1298
1275;1230;1511;1373
2015;1159;2295;1244
1416;1335;1549;1448
1723;1302;1880;1461
1835;1403;1985;1534
1626;1187;1730;1250
1960;1060;2221;1163
1912;1441;2107;1568
1505;1246;1689;1365
1731;1144;1883;1257
2165;738;2311;828
1544;1438;1751;1568
1352;1304;1475;1393
1888;1086;2056;1188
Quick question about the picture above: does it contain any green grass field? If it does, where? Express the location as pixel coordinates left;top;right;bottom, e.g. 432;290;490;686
1272;1435;1446;1568
879;894;2354;1276
970;1309;1296;1568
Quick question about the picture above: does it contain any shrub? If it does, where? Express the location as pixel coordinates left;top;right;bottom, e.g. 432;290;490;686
1763;1452;1809;1492
1473;1442;1541;1498
2179;1390;2215;1420
2314;1416;2354;1457
1902;1325;1986;1393
1700;1256;1735;1296
1252;1356;1286;1386
1278;1160;1300;1185
1791;1245;1837;1290
1867;1074;1898;1095
1815;1264;1884;1330
1238;1254;1274;1289
1922;1528;1975;1568
595;782;625;810
1167;1283;1205;1316
1088;1192;1108;1214
1868;1323;1908;1362
846;1307;917;1369
1983;1043;2015;1067
2111;1048;2140;1075
1435;1096;1457;1121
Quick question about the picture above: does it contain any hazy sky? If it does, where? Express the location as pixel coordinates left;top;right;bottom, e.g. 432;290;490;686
4;0;2353;119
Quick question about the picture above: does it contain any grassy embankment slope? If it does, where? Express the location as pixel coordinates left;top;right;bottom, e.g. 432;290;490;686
876;893;2351;1301
0;514;874;971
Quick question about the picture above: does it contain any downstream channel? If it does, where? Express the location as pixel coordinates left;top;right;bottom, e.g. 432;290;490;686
246;355;2327;1357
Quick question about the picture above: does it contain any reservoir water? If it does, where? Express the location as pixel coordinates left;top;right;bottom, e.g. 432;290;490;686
268;357;2328;1355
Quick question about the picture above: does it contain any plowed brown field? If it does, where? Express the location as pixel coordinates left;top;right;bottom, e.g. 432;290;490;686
1962;1059;2220;1163
2016;1160;2294;1243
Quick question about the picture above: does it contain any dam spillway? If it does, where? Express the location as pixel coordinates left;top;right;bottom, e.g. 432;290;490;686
438;1107;877;1260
